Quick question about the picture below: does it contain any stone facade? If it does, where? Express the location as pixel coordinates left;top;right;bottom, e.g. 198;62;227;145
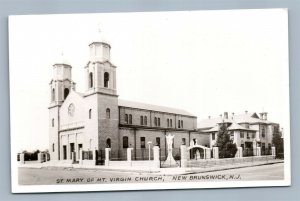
48;36;209;163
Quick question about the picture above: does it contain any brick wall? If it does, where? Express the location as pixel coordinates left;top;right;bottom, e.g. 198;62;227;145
119;106;197;130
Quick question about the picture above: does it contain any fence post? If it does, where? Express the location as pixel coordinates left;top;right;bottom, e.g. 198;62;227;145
253;147;257;156
127;148;133;161
235;147;243;158
105;148;111;166
38;153;44;163
271;146;276;157
256;147;261;156
153;146;160;168
93;149;96;161
206;148;211;159
180;145;187;168
213;147;219;159
19;153;25;164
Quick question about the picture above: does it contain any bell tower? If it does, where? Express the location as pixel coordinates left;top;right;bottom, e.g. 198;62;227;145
85;32;117;96
49;57;76;161
49;59;76;106
83;30;119;158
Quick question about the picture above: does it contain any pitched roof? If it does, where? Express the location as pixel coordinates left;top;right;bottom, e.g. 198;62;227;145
118;99;196;117
227;122;256;131
202;121;257;133
203;125;219;132
198;112;273;129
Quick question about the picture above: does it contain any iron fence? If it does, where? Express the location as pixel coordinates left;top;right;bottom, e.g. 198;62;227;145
108;149;127;161
96;149;105;165
261;147;272;155
277;153;284;159
134;148;153;160
186;154;276;168
83;150;93;160
159;148;167;162
243;148;254;157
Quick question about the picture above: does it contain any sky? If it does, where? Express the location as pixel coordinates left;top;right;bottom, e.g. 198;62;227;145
9;9;289;152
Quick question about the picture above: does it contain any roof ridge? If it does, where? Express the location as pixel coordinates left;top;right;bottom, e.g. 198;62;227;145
118;99;195;116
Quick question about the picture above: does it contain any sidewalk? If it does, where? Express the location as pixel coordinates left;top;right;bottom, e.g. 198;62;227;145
160;159;283;175
18;159;284;175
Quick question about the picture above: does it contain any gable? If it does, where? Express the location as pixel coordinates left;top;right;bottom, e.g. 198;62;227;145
251;113;260;119
59;90;85;128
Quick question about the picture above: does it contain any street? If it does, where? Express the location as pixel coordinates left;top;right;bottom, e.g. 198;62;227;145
18;163;284;185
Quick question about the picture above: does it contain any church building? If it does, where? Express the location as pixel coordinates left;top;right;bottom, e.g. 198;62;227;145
48;35;209;162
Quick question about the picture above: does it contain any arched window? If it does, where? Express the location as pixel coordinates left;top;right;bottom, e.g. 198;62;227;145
89;109;92;119
106;108;110;119
106;138;111;148
144;116;147;125
125;114;128;124
154;117;157;126
167;119;170;127
129;114;132;124
64;88;69;99
104;72;109;88
170;119;173;127
89;72;93;88
181;120;183;128
178;120;181;128
52;118;54;127
52;143;55;152
51;88;55;102
158;118;161;127
123;136;129;148
140;116;143;125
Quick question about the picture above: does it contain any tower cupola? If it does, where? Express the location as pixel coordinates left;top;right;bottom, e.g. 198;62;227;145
49;53;76;107
85;28;117;96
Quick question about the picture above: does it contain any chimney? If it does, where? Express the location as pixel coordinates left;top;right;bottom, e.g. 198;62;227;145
208;116;211;119
232;112;235;119
245;110;248;114
224;112;228;119
264;112;268;120
259;113;264;119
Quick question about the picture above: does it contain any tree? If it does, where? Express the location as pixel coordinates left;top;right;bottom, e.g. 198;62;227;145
215;123;237;158
272;127;284;158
